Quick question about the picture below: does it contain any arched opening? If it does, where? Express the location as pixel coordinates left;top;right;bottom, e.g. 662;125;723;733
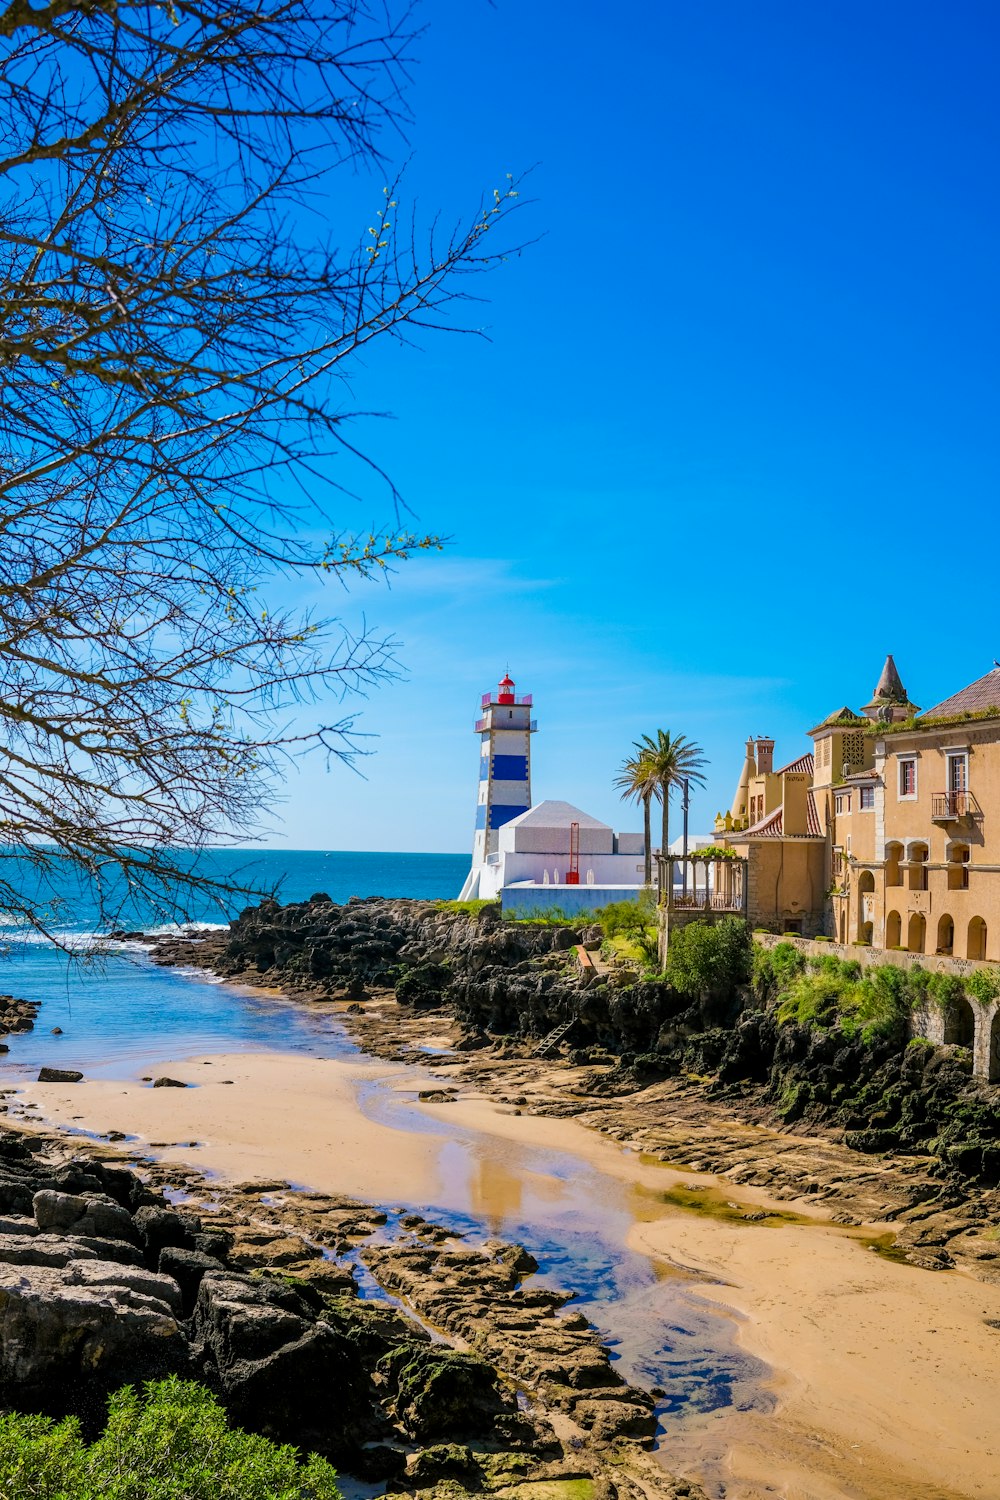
990;1012;1000;1084
838;907;846;944
884;842;904;888
947;843;971;891
944;995;976;1049
968;916;988;962
856;870;875;944
886;910;902;948
907;911;926;954
907;843;929;891
936;913;955;955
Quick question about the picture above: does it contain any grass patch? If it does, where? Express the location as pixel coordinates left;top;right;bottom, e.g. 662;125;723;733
433;899;500;919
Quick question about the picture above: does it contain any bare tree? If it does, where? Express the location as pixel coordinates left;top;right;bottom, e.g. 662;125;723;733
0;0;523;938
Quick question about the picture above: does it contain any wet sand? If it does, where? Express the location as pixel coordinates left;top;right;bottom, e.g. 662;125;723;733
15;1049;1000;1500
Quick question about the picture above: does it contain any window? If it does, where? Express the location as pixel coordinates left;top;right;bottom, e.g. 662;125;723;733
899;758;917;798
835;792;851;815
947;753;968;793
832;848;844;876
859;785;875;810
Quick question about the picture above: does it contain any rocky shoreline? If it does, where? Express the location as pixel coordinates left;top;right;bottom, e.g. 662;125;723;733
146;896;1000;1280
0;1122;700;1500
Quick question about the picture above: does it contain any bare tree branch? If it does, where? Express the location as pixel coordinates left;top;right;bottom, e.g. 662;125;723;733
0;0;526;940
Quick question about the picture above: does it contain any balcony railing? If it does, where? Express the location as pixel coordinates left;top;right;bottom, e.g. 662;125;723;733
932;790;973;821
475;716;537;733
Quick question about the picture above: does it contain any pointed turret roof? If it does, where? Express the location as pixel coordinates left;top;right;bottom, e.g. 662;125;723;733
870;654;907;704
862;654;920;722
924;665;1000;720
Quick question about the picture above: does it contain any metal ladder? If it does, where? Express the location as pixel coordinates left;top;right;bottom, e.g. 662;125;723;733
534;1016;576;1058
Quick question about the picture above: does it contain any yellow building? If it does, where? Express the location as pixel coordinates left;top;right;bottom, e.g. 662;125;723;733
713;736;826;936
826;659;1000;962
713;655;1000;957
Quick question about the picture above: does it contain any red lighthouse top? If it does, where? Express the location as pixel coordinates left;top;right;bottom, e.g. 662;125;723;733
497;672;515;704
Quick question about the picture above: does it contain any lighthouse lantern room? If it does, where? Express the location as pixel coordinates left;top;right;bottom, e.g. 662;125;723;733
456;672;536;900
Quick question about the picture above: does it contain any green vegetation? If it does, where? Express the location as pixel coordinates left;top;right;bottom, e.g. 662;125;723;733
662;916;752;999
754;946;992;1045
501;906;580;926
773;955;911;1042
966;966;1000;1005
433;899;500;919
0;1378;340;1500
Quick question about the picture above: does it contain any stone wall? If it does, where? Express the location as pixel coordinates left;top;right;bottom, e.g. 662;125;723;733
754;931;1000;1081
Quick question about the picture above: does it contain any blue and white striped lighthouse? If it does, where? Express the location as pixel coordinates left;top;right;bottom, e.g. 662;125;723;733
457;672;536;900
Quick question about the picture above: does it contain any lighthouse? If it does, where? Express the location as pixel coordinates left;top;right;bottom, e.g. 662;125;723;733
456;672;536;900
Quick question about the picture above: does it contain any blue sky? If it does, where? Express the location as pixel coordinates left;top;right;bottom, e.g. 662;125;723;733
263;0;1000;853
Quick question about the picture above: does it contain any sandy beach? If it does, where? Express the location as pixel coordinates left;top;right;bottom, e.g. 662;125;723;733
14;1047;1000;1500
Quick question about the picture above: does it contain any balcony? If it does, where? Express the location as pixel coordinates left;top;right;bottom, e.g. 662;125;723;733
931;790;976;822
475;716;537;733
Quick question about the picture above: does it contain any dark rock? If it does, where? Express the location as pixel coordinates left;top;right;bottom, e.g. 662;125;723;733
0;1260;188;1412
152;1076;188;1088
37;1068;83;1084
350;1444;408;1482
133;1205;198;1259
158;1246;225;1316
408;1443;478;1487
33;1191;139;1245
377;1342;512;1439
192;1228;233;1260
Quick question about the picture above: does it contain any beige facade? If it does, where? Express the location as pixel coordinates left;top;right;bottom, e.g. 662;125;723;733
713;738;826;936
826;662;1000;962
712;656;1000;959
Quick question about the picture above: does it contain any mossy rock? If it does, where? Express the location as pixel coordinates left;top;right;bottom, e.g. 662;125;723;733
378;1342;510;1439
408;1443;479;1487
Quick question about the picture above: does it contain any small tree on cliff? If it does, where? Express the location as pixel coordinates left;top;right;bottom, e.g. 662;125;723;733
0;0;525;937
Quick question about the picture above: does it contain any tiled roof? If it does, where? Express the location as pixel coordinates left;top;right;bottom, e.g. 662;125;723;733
923;667;1000;720
775;752;815;777
843;768;878;783
803;714;869;738
744;789;823;839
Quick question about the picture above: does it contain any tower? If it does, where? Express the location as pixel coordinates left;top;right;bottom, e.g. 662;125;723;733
457;672;536;900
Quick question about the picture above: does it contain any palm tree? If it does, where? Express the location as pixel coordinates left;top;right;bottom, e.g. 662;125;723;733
614;744;658;884
637;730;708;864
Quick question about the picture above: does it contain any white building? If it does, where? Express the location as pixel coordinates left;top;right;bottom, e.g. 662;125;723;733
470;800;647;915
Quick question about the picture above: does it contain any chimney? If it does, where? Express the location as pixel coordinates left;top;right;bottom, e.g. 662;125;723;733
782;774;808;836
755;737;775;775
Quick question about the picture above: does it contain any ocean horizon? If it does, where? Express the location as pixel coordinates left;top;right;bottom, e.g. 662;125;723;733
0;849;470;942
0;849;470;1075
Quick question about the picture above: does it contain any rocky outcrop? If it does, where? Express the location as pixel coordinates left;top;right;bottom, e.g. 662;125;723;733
0;1130;684;1496
363;1229;657;1443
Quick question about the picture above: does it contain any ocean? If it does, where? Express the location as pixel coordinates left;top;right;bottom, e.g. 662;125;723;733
0;850;468;1078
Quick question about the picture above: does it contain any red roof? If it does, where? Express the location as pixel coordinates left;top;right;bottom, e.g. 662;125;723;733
774;752;815;777
744;789;823;839
499;673;515;687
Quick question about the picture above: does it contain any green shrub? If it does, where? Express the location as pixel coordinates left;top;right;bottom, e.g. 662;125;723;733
0;1377;340;1500
966;966;1000;1005
925;971;966;1010
752;939;806;999
776;957;912;1042
663;917;752;999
